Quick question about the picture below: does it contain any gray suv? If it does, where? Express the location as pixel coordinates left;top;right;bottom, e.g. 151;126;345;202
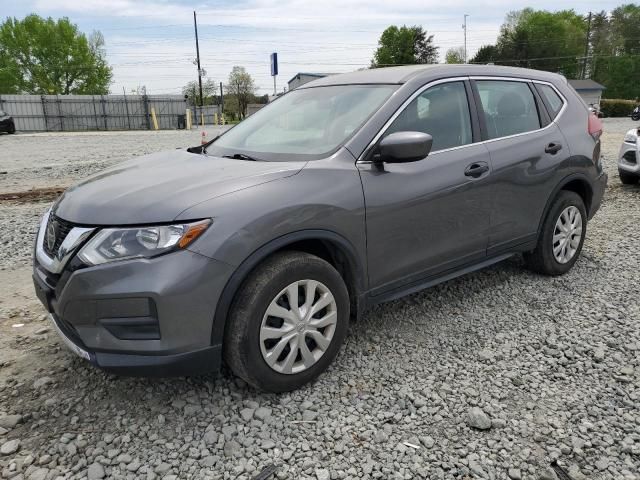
33;65;607;392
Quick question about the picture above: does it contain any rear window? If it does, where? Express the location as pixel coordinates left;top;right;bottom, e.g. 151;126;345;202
537;84;564;119
475;80;541;140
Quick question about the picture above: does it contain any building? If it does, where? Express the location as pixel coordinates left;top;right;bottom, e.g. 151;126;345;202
287;72;336;91
246;103;265;116
568;79;606;107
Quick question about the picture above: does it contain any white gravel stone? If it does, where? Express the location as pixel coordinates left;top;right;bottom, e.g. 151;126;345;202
253;406;272;421
315;468;330;480
87;462;105;479
0;416;22;430
0;440;20;455
239;408;255;422
467;407;492;430
27;468;48;480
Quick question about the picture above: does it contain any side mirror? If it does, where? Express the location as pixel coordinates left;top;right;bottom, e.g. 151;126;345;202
376;131;433;163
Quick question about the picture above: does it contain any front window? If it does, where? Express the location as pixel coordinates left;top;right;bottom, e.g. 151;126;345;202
208;85;397;161
384;81;473;152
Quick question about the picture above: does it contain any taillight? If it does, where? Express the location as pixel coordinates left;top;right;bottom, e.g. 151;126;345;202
588;112;603;139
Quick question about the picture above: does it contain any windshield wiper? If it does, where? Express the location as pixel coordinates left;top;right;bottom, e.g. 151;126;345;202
222;153;261;161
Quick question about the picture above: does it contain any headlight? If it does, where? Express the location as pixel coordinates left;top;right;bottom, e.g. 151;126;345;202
624;132;638;144
77;219;211;266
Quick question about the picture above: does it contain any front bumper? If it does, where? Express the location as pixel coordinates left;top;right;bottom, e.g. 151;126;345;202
618;139;639;174
34;244;234;377
43;312;222;376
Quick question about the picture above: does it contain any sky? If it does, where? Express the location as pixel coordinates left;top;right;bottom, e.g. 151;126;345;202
1;0;623;95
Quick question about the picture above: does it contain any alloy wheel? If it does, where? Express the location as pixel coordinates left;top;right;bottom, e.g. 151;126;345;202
552;205;583;264
259;279;338;375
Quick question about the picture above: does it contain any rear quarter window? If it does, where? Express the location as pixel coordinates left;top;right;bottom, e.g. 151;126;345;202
536;84;565;119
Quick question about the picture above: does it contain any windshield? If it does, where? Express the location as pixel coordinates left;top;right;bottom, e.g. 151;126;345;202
208;85;397;161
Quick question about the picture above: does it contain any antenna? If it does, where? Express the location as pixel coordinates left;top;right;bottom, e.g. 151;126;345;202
463;14;469;64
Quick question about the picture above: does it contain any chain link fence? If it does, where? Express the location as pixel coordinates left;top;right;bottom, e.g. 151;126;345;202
0;94;191;132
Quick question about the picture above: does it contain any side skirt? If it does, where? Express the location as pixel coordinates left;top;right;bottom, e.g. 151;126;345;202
365;252;515;307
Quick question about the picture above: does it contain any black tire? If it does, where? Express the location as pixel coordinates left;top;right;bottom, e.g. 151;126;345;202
8;122;15;134
619;169;639;185
224;251;350;392
524;191;587;276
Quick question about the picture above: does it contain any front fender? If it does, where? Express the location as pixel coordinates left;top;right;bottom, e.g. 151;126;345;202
175;151;367;344
208;229;366;346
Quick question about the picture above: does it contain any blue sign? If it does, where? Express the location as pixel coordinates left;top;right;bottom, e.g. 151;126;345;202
270;52;278;76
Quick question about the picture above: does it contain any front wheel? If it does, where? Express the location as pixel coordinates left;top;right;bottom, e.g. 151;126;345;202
524;191;587;276
8;123;15;134
224;251;350;392
619;169;639;185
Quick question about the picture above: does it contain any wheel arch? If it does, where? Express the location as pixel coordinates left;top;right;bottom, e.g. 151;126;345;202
537;173;594;235
210;230;366;346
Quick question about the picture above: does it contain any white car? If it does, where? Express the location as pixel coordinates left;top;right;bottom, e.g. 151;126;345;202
619;127;640;184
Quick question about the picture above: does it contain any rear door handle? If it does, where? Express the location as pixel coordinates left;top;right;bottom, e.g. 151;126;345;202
545;142;563;154
464;162;490;178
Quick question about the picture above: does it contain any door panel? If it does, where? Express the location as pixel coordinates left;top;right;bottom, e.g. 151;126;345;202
471;79;571;252
359;143;492;294
484;124;570;251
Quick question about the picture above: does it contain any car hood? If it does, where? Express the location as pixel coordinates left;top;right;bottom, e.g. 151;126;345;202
54;149;306;225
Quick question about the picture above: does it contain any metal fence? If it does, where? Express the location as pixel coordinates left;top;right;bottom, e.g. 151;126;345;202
0;94;191;132
188;104;223;126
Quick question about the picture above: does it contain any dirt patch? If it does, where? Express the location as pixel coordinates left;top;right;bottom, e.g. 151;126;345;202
0;187;63;203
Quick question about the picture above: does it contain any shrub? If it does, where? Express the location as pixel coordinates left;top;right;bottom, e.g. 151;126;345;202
600;99;637;118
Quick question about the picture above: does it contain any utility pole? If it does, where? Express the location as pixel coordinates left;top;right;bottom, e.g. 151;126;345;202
583;11;592;79
463;14;469;63
193;11;204;124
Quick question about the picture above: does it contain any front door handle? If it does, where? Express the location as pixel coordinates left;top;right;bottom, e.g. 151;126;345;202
464;162;490;178
545;142;563;154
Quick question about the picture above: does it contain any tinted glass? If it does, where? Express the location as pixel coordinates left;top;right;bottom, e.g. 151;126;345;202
385;81;472;152
476;81;541;139
0;111;5;116
210;85;396;159
537;84;564;118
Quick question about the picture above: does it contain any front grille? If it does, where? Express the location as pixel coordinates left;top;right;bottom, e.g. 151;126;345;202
43;214;76;258
623;150;637;165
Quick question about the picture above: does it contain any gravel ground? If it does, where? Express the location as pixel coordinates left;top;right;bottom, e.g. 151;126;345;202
0;119;638;480
0;128;229;194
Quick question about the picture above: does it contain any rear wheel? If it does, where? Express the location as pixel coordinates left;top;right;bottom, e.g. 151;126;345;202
224;251;350;392
619;169;639;185
524;191;587;276
8;122;15;134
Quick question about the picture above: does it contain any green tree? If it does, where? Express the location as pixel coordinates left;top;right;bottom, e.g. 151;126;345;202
610;3;640;54
412;26;439;64
470;45;498;64
593;55;640;98
371;25;438;67
589;4;640;98
182;78;218;106
225;66;256;119
0;15;112;94
492;9;587;77
445;47;465;64
589;11;612;56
